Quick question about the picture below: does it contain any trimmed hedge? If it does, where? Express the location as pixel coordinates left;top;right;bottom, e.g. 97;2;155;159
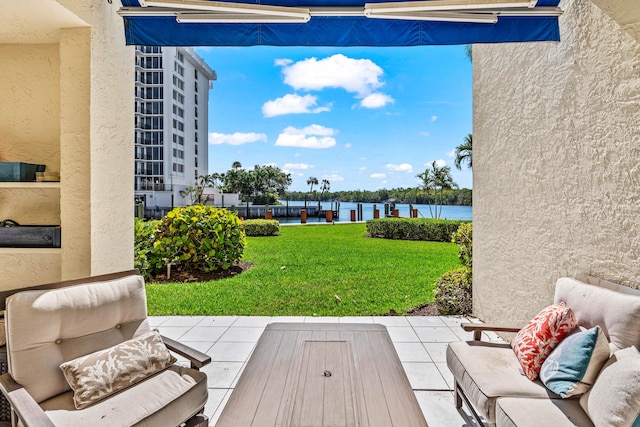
243;219;280;237
366;218;471;242
434;267;472;315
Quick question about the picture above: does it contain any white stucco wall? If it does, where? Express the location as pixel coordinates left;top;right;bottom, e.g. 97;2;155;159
86;0;134;276
473;0;640;325
1;0;133;288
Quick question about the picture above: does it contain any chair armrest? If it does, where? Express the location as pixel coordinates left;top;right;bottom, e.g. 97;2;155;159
0;374;54;427
161;335;211;370
461;323;522;341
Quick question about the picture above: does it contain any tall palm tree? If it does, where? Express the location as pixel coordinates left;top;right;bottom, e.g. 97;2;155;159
232;161;242;171
319;179;330;209
306;176;318;209
417;161;458;218
454;134;472;170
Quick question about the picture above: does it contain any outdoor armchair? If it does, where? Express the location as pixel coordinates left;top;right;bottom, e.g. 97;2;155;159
0;271;211;427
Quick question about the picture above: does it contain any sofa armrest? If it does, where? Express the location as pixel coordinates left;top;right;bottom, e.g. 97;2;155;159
161;335;212;370
0;374;54;427
461;323;522;341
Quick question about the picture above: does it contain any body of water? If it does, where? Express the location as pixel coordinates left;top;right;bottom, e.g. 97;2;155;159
277;201;472;223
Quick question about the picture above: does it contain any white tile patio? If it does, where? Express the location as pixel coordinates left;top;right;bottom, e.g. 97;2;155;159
152;315;482;426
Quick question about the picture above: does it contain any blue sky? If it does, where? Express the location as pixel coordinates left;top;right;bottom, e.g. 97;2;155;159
196;45;472;192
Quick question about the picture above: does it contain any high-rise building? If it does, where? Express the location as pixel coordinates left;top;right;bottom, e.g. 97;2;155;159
134;46;216;216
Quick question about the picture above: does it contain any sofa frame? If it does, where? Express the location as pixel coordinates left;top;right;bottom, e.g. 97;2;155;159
448;274;640;427
0;270;212;427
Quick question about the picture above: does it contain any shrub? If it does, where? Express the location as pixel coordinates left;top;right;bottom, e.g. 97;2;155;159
366;218;470;242
243;219;280;236
134;218;163;281
434;267;472;315
154;206;246;273
452;222;472;269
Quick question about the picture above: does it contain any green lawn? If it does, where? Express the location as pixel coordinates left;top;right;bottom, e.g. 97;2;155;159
145;223;460;316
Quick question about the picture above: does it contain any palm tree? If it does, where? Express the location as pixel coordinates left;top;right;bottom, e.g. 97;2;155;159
454;134;472;170
465;45;472;62
232;161;242;171
306;176;318;209
319;179;330;209
417;161;458;218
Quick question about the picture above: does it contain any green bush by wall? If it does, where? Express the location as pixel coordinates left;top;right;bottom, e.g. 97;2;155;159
134;217;163;281
366;218;471;242
243;219;280;236
452;222;472;269
434;267;472;315
154;206;246;273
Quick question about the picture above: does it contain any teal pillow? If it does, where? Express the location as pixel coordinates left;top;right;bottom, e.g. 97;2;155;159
540;326;610;398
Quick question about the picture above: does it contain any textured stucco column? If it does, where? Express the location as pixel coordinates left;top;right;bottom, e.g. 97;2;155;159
60;28;92;280
472;0;640;325
59;0;133;280
87;0;134;275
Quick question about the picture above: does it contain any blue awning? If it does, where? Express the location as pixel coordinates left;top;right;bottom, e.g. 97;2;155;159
120;0;561;47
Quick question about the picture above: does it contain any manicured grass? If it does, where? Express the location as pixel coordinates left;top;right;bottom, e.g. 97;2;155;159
145;223;460;316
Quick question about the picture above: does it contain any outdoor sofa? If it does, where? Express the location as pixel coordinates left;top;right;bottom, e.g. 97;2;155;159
0;270;211;427
447;275;640;427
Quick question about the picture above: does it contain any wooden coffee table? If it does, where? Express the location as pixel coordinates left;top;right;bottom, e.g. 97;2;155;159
215;323;428;426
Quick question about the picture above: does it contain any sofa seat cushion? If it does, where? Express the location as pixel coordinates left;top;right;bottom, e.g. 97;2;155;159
496;397;594;427
22;365;207;427
447;341;556;425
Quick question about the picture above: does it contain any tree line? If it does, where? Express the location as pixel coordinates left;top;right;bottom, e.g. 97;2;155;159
183;133;473;210
284;187;472;206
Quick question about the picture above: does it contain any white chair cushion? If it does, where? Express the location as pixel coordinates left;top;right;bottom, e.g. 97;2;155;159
5;275;151;403
18;365;207;427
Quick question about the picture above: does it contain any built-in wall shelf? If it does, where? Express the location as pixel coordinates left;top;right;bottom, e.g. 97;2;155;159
0;247;61;254
0;182;60;189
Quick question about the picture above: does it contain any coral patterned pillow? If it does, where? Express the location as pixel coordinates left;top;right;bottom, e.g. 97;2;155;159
511;302;577;380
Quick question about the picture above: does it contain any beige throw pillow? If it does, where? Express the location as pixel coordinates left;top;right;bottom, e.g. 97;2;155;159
579;346;640;427
60;330;176;409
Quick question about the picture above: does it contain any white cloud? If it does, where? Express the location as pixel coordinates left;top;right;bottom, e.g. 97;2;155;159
386;163;413;173
345;143;352;149
431;115;438;121
262;93;331;118
274;58;293;67
323;174;344;182
370;173;386;179
208;132;267;146
446;149;456;157
359;167;367;172
274;125;337;149
420;131;431;137
279;54;385;97
282;163;313;171
434;159;447;167
360;93;395;109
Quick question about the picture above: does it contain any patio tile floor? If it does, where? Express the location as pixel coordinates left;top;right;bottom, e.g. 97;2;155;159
151;315;484;426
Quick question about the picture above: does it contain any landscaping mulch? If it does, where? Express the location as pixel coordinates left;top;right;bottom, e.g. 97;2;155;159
151;261;254;283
